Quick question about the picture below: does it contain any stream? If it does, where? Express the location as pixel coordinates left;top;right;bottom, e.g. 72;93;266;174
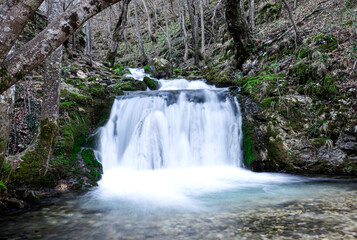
1;68;357;239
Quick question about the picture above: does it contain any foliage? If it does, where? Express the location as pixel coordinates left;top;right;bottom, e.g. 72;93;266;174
314;33;338;52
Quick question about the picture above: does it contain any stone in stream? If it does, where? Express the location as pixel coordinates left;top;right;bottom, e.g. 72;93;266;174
150;58;173;79
143;76;159;90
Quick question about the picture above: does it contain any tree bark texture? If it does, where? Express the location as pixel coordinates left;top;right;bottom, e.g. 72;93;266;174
41;0;63;121
106;0;131;67
249;0;255;30
226;0;254;68
0;87;15;168
199;0;205;59
134;0;148;62
282;0;299;45
85;19;93;65
141;0;156;42
178;0;189;61
163;0;172;60
0;0;124;95
186;0;199;66
0;0;44;62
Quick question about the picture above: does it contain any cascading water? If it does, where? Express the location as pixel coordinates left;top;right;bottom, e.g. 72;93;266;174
92;69;305;210
100;89;242;170
1;69;357;240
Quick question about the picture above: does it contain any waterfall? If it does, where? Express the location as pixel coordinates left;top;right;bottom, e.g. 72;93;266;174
99;87;243;171
93;69;303;210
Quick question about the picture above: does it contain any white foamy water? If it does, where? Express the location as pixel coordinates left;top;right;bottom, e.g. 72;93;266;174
92;68;308;210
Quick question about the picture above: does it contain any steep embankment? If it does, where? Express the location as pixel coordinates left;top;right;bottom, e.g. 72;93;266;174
207;0;357;175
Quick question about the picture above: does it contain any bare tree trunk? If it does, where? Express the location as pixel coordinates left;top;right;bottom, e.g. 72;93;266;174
199;0;205;60
0;87;15;169
142;0;156;42
105;8;112;46
169;0;177;18
0;0;45;62
282;0;299;45
186;0;199;66
149;0;159;28
249;0;255;30
0;0;125;94
294;0;297;9
106;0;131;67
134;0;148;62
178;0;189;61
163;0;172;60
16;0;64;177
85;19;93;65
226;0;254;68
211;0;223;45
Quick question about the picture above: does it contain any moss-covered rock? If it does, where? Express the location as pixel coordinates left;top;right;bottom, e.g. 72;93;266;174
116;80;147;91
143;76;160;90
11;118;59;186
314;33;338;52
258;2;281;24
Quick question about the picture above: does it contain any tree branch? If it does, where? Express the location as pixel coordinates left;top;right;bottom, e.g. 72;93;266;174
0;0;45;62
0;0;123;94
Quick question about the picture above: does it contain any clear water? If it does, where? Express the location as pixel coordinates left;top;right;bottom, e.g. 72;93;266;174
1;69;356;239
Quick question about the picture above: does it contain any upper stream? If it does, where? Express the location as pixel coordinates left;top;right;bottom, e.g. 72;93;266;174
1;68;357;239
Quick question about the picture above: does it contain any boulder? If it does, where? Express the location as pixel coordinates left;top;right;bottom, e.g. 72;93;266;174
143;76;160;90
150;58;173;79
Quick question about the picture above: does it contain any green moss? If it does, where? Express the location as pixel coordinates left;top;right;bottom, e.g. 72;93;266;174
144;65;151;73
13;118;58;186
61;89;90;105
314;33;338;52
173;67;182;75
242;124;258;166
0;66;11;93
88;82;105;98
80;149;102;183
296;45;313;60
258;2;281;24
0;180;7;191
262;97;278;108
143;76;159;90
264;127;294;172
0;137;6;167
116;80;147;91
290;60;315;84
59;101;78;111
55;113;90;156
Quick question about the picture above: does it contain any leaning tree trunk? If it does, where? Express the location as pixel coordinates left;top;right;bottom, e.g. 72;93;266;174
105;0;131;67
0;0;124;95
226;0;254;68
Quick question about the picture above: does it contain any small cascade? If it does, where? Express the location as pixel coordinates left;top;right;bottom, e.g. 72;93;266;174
99;88;243;171
93;68;304;209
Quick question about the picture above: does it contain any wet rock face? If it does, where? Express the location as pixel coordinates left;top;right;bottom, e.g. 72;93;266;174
150;58;173;79
336;133;357;153
239;94;357;175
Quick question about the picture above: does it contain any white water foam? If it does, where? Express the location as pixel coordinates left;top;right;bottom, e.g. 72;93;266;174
91;68;308;210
